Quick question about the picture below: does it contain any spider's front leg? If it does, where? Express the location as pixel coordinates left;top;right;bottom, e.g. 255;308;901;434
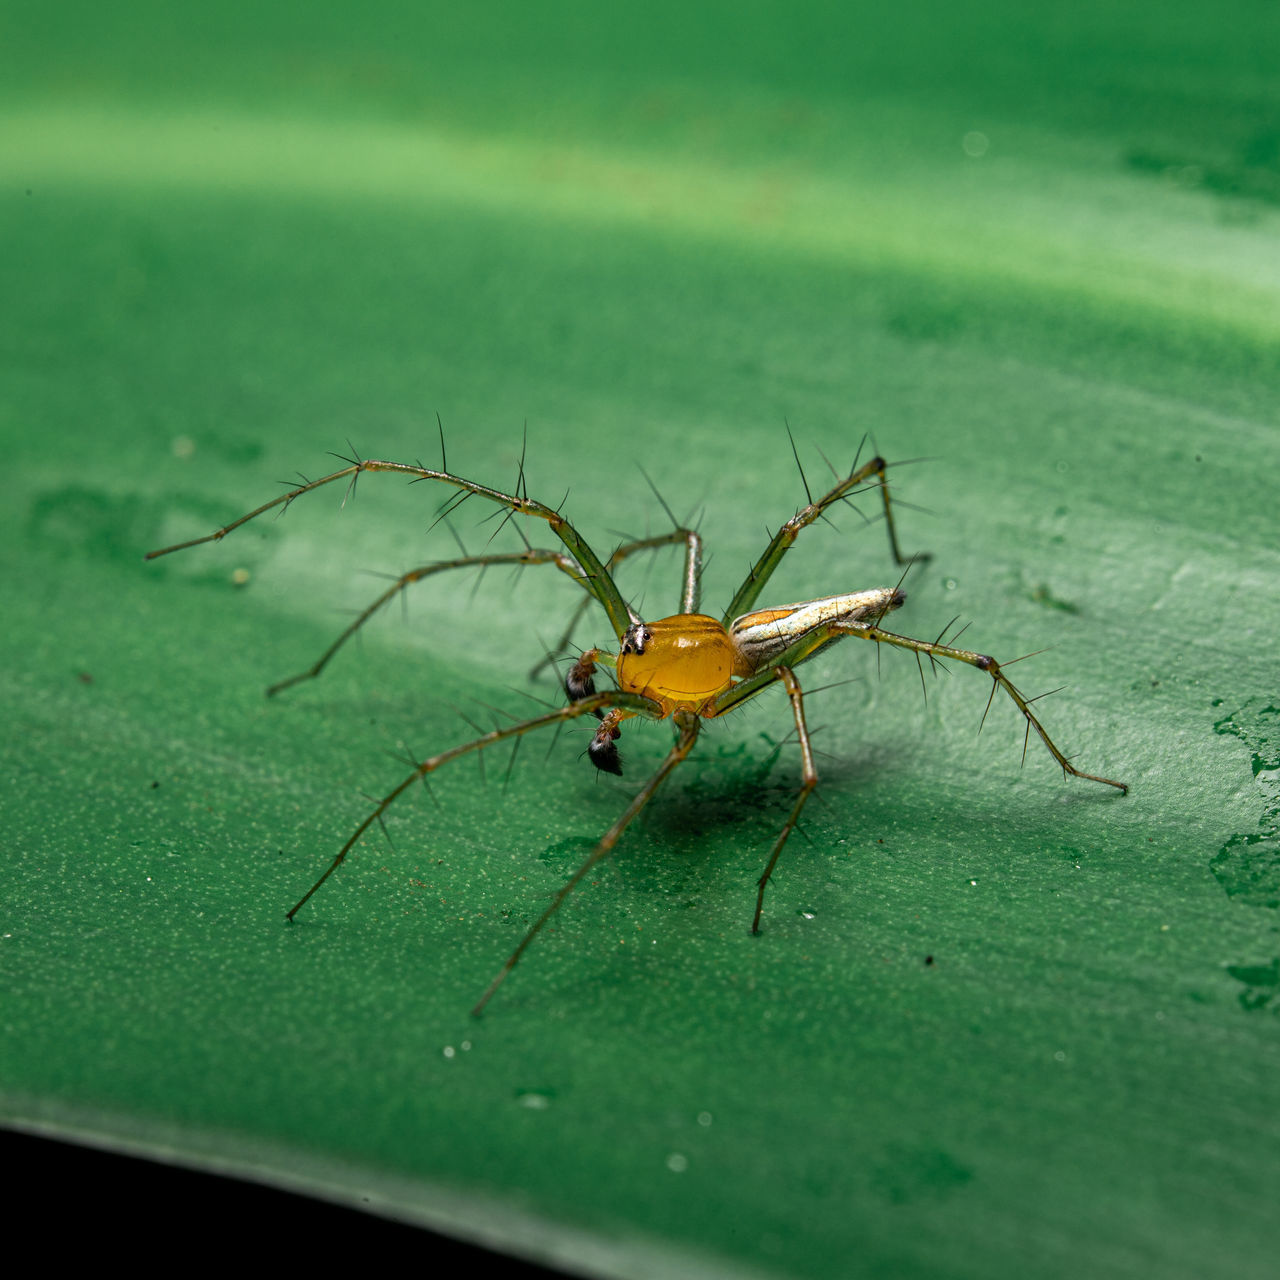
286;688;664;922
145;452;639;642
472;710;702;1016
268;547;591;697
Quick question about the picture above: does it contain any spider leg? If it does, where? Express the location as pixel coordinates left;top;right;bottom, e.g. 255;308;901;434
529;528;704;680
718;596;1124;792
676;527;703;615
722;447;927;625
750;668;817;932
286;689;663;921
708;666;821;930
268;548;587;696
472;710;701;1016
145;456;637;641
840;622;1128;792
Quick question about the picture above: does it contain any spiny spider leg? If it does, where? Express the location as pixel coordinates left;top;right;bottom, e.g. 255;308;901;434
705;591;1123;934
722;447;926;625
286;689;664;924
748;668;817;933
717;591;1122;793
268;548;587;697
842;623;1128;792
709;662;829;930
530;528;704;681
472;711;701;1016
145;457;637;641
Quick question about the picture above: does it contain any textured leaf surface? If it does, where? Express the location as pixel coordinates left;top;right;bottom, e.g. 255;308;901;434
3;5;1278;1277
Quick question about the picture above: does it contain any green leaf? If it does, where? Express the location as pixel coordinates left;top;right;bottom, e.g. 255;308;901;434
3;5;1278;1277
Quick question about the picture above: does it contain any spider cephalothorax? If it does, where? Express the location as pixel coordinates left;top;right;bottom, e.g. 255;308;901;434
574;590;912;777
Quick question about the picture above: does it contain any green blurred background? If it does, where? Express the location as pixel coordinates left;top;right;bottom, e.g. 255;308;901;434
2;3;1278;1276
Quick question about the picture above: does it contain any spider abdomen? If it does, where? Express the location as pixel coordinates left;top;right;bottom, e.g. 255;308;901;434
730;588;905;675
615;614;735;716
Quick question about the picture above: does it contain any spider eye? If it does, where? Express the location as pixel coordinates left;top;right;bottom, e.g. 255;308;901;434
620;624;651;655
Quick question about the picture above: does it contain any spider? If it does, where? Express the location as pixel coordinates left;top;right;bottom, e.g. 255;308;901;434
146;436;1127;1013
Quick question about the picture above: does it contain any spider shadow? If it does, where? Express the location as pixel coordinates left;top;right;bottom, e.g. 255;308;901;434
583;725;916;905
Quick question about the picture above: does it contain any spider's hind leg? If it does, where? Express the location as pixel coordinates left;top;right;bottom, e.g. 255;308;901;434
721;443;929;625
751;668;818;932
844;622;1128;792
